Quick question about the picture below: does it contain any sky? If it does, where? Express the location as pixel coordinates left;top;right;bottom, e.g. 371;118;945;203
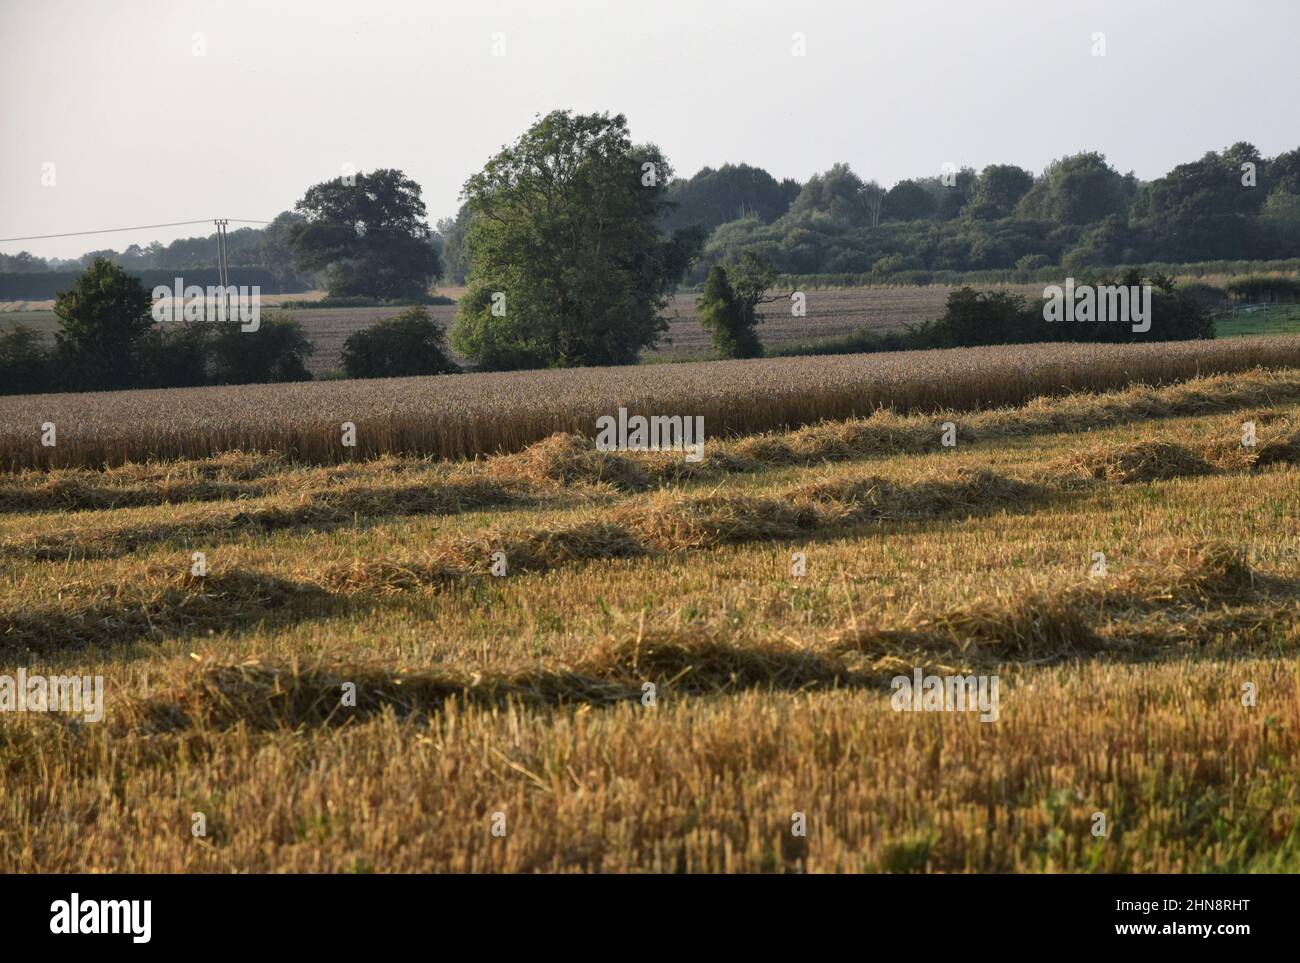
2;0;1298;260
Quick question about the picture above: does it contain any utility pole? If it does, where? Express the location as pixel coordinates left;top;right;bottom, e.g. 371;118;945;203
214;218;230;320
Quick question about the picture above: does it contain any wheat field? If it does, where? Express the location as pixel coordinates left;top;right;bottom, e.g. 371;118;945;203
4;335;1300;471
1;345;1298;872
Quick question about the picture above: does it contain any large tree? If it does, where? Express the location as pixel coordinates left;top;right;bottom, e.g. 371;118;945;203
661;163;799;234
451;111;703;369
290;168;439;300
789;163;886;227
1017;152;1133;225
965;164;1035;220
53;256;154;390
881;179;937;222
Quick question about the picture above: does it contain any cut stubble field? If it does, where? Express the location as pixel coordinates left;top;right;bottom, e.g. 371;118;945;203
1;339;1298;872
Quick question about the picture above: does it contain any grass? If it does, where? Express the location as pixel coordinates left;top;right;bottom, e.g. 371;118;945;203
1215;304;1300;338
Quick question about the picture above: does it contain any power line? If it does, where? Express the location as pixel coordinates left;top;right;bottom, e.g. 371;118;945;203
0;218;275;244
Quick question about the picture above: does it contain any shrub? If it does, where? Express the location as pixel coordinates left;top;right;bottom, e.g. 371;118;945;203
135;322;213;389
872;253;923;275
1015;254;1052;271
933;287;1042;346
1223;275;1300;303
0;326;55;395
1178;282;1229;313
695;254;776;359
208;314;314;385
340;307;459;378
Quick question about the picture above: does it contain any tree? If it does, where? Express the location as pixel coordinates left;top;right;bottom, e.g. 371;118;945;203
1017;153;1132;225
695;252;778;359
341;307;459;378
1140;143;1265;223
1062;214;1139;271
882;180;936;222
0;326;54;395
290;169;440;300
53;256;154;390
435;204;474;285
966;164;1034;220
261;210;309;291
0;251;45;273
661;163;799;234
451;110;704;369
789;163;886;227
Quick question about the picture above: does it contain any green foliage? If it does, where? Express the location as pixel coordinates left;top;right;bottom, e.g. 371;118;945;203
52;256;155;390
451;110;704;369
933;167;979;220
208;314;314;385
765;324;935;358
1177;281;1229;313
0;326;54;395
260;210;312;291
1062;214;1141;271
759;258;1300;291
927;273;1214;349
341;307;459;378
134;322;213;389
1140;143;1264;224
1017;152;1134;225
778;272;1222;360
662;163;799;234
966;165;1035;220
933;287;1040;346
291;169;440;300
1222;275;1300;302
789;163;886;227
695;253;777;359
276;294;453;309
435;204;474;285
882;180;936;222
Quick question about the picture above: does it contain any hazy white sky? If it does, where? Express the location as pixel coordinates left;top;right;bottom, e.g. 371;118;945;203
2;0;1297;259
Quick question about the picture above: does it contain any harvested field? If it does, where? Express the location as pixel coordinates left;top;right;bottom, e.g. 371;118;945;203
5;335;1300;471
2;355;1299;872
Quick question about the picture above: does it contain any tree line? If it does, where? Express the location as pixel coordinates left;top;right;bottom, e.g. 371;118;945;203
441;142;1300;285
7;135;1296;292
2;112;1276;392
